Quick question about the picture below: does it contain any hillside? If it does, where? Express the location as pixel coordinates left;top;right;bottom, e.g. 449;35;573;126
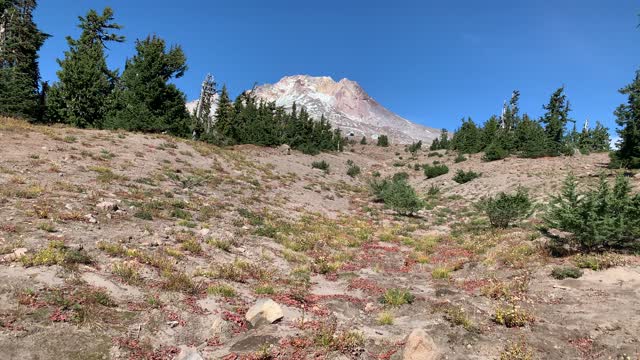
0;118;638;360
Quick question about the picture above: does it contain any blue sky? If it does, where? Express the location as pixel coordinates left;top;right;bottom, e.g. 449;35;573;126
36;1;639;132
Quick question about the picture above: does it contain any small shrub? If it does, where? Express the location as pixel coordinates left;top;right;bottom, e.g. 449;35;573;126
423;164;449;179
443;305;476;331
312;160;330;172
381;179;424;216
453;170;480;184
171;208;191;220
454;153;467;163
478;188;533;228
551;266;583;280
483;143;508;161
427;184;441;197
134;209;153;220
376;135;389;147
209;238;232;252
431;266;451;280
90;166;126;183
500;340;534;360
181;239;202;254
392;172;410;182
162;271;197;294
493;305;533;327
112;262;142;285
254;284;275;295
379;288;414;306
573;253;624;271
406;141;422;154
21;241;91;267
37;222;56;233
377;311;394;325
207;284;236;297
347;163;361;178
427;152;443;158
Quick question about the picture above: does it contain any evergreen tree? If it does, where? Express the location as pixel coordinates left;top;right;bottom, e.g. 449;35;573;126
515;114;549;158
212;84;235;143
451;117;481;153
0;0;49;120
46;7;124;127
613;71;640;168
540;86;572;153
481;116;500;150
105;35;190;137
429;138;440;151
377;135;389;147
502;90;521;131
438;128;450;149
590;121;610;152
360;136;367;145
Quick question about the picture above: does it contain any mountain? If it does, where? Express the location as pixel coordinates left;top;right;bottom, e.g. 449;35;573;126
251;75;439;144
187;75;440;144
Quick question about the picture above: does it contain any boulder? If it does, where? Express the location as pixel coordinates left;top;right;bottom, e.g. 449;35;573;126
245;299;283;327
210;314;234;341
279;144;291;155
402;329;439;360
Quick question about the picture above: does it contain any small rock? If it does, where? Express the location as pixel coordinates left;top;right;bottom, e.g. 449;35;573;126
13;248;27;258
84;214;97;224
403;329;439;360
65;204;73;210
167;321;180;328
364;303;376;312
199;228;211;237
210;314;234;341
175;346;203;360
245;299;284;327
97;201;118;212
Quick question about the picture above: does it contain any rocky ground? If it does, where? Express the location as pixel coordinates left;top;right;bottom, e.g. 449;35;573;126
0;117;639;360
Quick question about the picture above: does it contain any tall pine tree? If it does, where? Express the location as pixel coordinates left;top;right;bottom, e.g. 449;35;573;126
540;86;572;153
0;0;48;120
105;35;190;137
212;85;235;143
613;71;640;168
46;7;123;128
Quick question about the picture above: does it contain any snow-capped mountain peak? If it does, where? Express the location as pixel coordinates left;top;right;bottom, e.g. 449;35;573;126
252;75;439;143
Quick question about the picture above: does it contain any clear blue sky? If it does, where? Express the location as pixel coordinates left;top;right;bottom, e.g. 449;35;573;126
36;1;639;132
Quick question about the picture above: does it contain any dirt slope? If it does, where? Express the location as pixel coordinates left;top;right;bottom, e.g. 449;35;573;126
0;118;638;360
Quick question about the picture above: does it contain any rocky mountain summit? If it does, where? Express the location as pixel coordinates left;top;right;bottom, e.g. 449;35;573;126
252;75;439;143
188;75;440;144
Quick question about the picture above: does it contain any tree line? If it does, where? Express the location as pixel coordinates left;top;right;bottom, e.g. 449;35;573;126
431;88;611;160
0;4;340;154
